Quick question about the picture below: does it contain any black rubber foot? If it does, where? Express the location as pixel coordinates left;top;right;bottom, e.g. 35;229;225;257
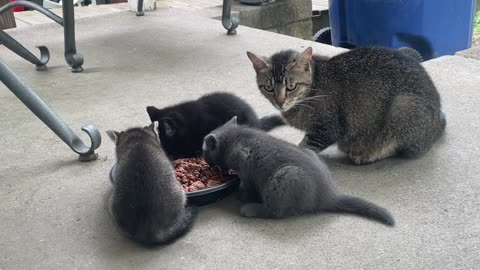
66;53;84;73
78;152;98;162
35;64;47;71
227;29;237;35
136;11;144;16
71;66;84;73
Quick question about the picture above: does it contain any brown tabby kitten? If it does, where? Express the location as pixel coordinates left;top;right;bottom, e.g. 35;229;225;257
247;47;446;165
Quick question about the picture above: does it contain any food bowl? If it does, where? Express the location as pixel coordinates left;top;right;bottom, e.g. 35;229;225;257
184;176;239;206
109;162;239;207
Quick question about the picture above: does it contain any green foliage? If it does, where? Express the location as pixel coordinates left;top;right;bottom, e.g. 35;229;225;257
475;11;480;34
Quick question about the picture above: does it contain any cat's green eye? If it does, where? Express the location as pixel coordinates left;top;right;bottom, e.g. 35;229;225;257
286;83;297;91
263;85;274;92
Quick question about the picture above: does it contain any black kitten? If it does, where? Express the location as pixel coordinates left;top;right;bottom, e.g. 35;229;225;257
203;117;394;226
146;92;285;159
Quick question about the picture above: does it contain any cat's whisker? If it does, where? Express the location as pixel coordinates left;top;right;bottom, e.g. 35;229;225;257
298;95;330;103
292;102;316;112
306;87;330;92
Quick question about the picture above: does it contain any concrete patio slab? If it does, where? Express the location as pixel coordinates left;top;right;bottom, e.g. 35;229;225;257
457;45;480;60
1;8;479;270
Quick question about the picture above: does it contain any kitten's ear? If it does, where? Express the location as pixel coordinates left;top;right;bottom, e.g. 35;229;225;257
146;106;160;122
150;121;161;140
149;121;159;133
160;118;176;137
226;116;238;126
203;134;218;151
152;120;159;131
292;47;313;71
106;130;120;143
247;51;269;73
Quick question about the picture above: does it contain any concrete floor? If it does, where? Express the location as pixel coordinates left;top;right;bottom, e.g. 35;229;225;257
1;8;479;270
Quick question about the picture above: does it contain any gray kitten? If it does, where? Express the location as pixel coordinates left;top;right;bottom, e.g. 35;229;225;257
202;117;394;226
247;47;446;165
106;123;196;246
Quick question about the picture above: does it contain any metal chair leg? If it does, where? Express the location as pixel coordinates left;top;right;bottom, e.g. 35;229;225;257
62;0;84;72
0;0;83;72
0;58;101;161
136;0;144;16
0;30;49;71
222;0;239;35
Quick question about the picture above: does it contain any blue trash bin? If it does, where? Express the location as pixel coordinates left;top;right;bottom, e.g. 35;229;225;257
329;0;477;60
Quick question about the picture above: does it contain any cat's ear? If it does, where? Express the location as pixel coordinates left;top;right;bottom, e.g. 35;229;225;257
106;130;120;143
160;118;176;137
152;120;159;131
149;121;159;133
150;121;161;140
146;106;160;122
247;51;269;73
226;116;238;126
203;134;218;151
292;47;313;71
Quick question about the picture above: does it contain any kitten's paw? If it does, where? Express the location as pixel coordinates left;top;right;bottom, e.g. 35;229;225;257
240;203;262;218
349;154;377;165
349;143;397;165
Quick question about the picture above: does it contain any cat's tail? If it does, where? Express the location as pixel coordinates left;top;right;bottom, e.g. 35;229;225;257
258;114;286;131
398;47;423;62
439;111;447;132
327;195;395;226
396;32;435;61
434;111;447;141
137;206;198;246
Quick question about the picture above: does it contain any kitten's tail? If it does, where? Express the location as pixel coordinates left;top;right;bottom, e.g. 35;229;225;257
137;206;198;246
258;114;286;131
327;195;395;226
398;47;423;62
439;111;447;132
396;32;435;61
434;111;447;141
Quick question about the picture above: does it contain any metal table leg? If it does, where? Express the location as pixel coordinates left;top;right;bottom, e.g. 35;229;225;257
0;58;101;161
0;0;83;73
0;30;49;71
136;0;144;16
222;0;239;35
62;0;84;72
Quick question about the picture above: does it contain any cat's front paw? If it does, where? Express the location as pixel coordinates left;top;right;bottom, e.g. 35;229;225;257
299;136;325;152
349;154;377;165
240;203;262;218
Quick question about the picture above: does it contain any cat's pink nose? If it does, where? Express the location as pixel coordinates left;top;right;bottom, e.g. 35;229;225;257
276;97;286;108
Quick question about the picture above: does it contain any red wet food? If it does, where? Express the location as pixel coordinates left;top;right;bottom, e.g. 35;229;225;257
173;157;236;192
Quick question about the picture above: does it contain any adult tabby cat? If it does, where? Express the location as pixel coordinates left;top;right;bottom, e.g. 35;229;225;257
247;47;446;164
